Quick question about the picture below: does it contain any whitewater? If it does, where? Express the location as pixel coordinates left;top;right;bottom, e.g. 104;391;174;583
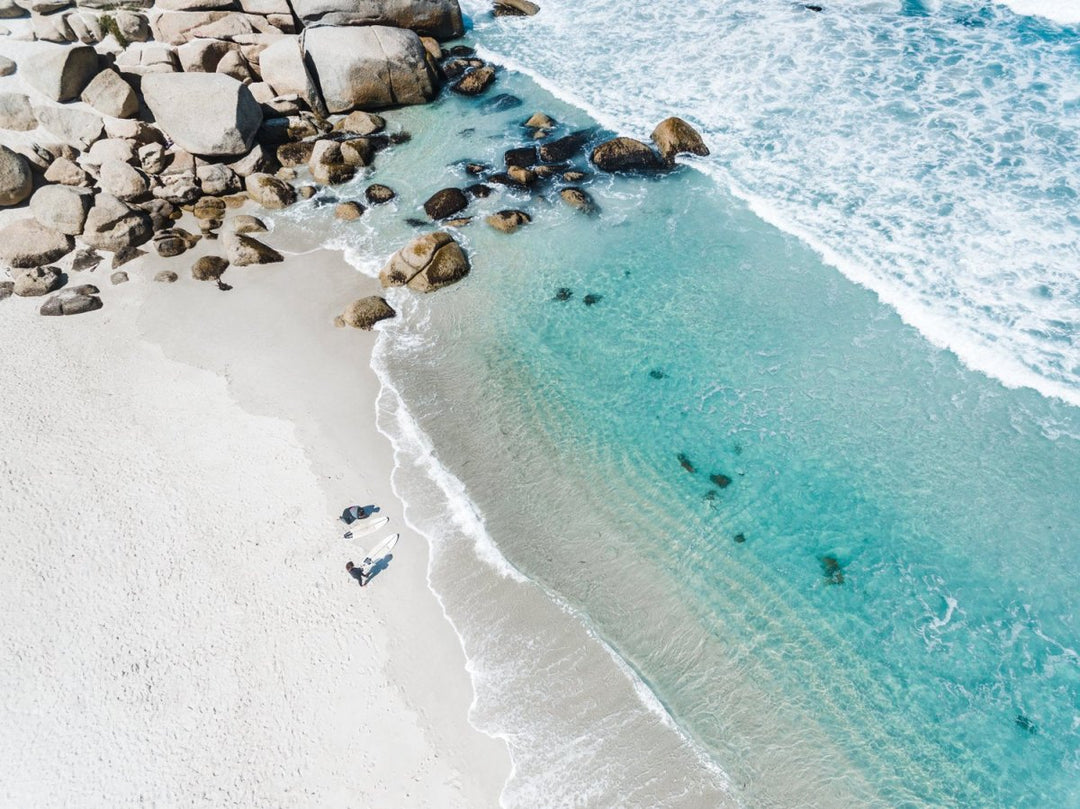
463;0;1080;407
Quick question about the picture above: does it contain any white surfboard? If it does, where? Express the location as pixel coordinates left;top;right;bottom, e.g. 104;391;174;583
361;532;399;564
343;515;389;539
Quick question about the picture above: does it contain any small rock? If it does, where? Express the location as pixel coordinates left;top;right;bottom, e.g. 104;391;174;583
298;185;317;199
111;270;129;284
337;295;395;330
224;232;283;265
153;227;199;257
465;162;487;175
99;159;149;201
112;246;146;268
424;187;468;220
0;281;11;301
583;293;602;306
13;265;65;297
734;533;746;544
822;556;845;585
444;216;471;227
539;129;592;163
507;165;536;186
560;187;596;214
336;110;385;136
365;184;395;204
0;56;14;77
309;140;354;185
650;116;709;165
504;145;538;168
710;473;732;489
245;172;296;209
191;255;228;281
524;112;554;129
494;0;539;15
479;93;522;113
451;65;495;96
466;183;492;199
196;163;240;196
335;201;364;220
192;196;227;220
154;270;179;283
71;248;102;272
230;214;267;234
39;289;103;316
563;170;586;182
80;69;138;119
82;194;152;252
485;209;530;233
277;140;314;168
553;287;572;301
340;138;373;167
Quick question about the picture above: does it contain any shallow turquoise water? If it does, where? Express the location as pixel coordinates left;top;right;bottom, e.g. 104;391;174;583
284;25;1080;806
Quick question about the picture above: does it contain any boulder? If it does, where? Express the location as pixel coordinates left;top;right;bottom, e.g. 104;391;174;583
81;193;153;252
33;103;103;149
113;42;180;76
110;270;128;284
336;295;395;329
0;281;12;300
292;0;463;39
379;230;469;291
504;145;537;168
590;136;666;173
99;159;149;200
13;265;64;296
39;287;102;315
230;214;267;233
223;231;282;265
494;0;539;15
0;145;32;206
71;248;102;272
191;254;228;280
336;110;385;136
228;142;274;177
141;72;262;157
23;42;97;101
538;129;591;163
156;0;236;11
485;209;530;233
153;172;201;205
112;246;146;267
192;196;226;220
215;49;255;82
524;111;554;129
309;140;354;184
44;156;92;187
0;220;73;267
339;138;373;167
423;187;467;220
80;69;138;118
334;201;364;220
177;37;235;72
0;57;14;78
134;198;177;230
559;186;596;214
245;172;296;208
365;183;395;204
506;165;535;186
196;163;240;195
0;93;36;130
154;270;178;282
650;116;709;165
153;227;199;257
276;140;313;167
257;36;326;116
304;25;436;113
30;185;93;234
451;65;495;96
86;138;137;167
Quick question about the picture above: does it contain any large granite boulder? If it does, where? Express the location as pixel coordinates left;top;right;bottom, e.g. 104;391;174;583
258;36;326;116
590;136;666;173
99;160;149;200
30;185;93;234
245;172;296;208
304;25;436;113
293;0;463;39
308;140;355;184
23;42;98;101
0;93;37;131
0;219;74;267
379;231;469;292
141;73;262;157
650;117;709;165
81;194;153;252
0;145;32;206
223;231;283;265
80;69;138;118
335;295;395;329
33;103;103;149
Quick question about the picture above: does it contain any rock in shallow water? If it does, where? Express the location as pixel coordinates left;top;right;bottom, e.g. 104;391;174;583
365;183;395;204
591;136;666;173
423;187;468;220
335;295;395;329
379;231;469;292
650;116;709;165
486;209;530;233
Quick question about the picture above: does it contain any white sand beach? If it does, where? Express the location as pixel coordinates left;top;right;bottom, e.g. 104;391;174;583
0;244;510;807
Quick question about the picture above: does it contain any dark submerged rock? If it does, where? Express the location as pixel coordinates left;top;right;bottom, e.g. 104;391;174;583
365;184;396;204
451;65;496;96
504;145;538;168
710;473;732;489
822;556;845;585
423;187;469;220
480;93;522;113
677;453;695;473
539;129;593;163
553;287;572;301
583;293;602;306
466;183;493;198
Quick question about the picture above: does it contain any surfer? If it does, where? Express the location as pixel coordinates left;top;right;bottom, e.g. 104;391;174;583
345;560;367;587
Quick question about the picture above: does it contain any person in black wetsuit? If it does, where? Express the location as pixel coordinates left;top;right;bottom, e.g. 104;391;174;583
345;561;367;587
340;505;368;525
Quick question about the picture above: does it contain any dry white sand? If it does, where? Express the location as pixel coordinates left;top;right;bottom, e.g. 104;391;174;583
0;243;510;806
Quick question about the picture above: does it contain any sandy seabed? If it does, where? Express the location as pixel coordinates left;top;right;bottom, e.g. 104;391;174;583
0;245;509;807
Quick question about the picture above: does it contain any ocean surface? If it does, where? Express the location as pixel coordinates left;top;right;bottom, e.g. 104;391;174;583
282;1;1080;805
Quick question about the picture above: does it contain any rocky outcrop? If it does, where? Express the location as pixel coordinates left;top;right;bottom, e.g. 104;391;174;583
39;286;103;315
0;220;74;267
335;295;395;329
13;265;65;297
80;69;139;118
30;185;93;234
223;231;283;265
0;93;37;131
486;209;530;233
81;194;153;252
23;42;98;101
379;231;469;292
590;136;666;173
650;117;709;165
142;72;262;157
423;187;467;220
0;145;32;206
192;255;228;280
293;0;463;39
245;172;296;208
304;25;436;112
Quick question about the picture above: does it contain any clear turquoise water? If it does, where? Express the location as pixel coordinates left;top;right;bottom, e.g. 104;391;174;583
283;4;1080;804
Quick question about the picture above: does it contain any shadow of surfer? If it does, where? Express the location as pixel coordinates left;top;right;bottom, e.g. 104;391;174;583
345;553;393;588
